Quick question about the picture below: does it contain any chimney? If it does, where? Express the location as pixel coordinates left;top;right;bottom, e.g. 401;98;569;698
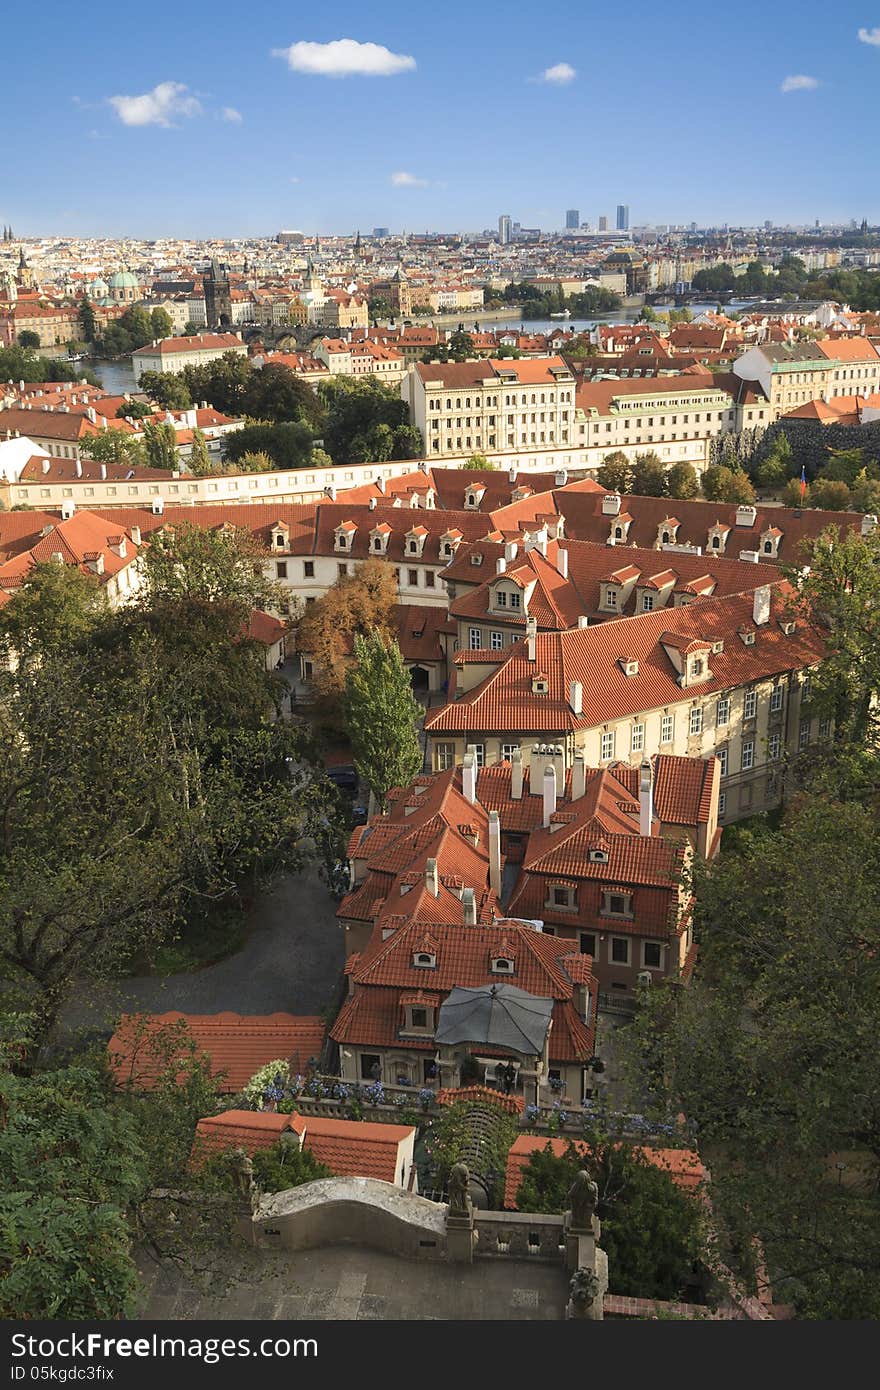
602;493;622;516
41;458;50;474
61;499;75;519
152;496;164;515
324;483;337;501
569;680;583;717
86;406;96;424
99;463;107;480
639;757;653;837
526;614;537;662
557;548;568;580
425;857;439;897
753;585;771;626
577;615;590;628
462;748;477;805
508;463;518;483
510;747;523;800
74;458;82;478
542;763;557;828
369;495;377;510
861;513;877;536
130;525;142;546
462;887;477;926
555;467;568;487
504;541;518;562
376;474;386;493
488;811;502;897
496;556;507;574
571;748;586;801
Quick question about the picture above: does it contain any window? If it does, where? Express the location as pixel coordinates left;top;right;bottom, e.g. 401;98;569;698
741;739;754;771
509;591;521;609
553;886;574;908
605;893;632;918
743;690;757;721
642;593;654;611
303;560;315;578
716;696;730;726
643;941;662;969
502;743;519;760
579;932;596;957
717;747;728;778
770;684;784;713
631;723;645;753
819;717;831;738
689;707;703;736
469;627;482;650
768;733;781;760
495;590;508;608
360;1054;381;1081
411;1008;428;1029
472;745;485;767
611;937;630;963
799;720;811;751
408;569;418;586
718;791;726;817
660;713;674;743
425;571;435;588
436;743;455;771
414;953;436;969
605;587;618;609
600;730;616;761
802;674;812;702
490;631;504;651
276;562;287;579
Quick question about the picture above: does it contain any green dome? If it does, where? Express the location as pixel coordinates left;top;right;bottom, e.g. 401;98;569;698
108;270;138;288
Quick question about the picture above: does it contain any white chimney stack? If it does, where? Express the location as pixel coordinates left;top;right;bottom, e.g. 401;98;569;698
753;585;771;626
324;483;337;501
425;857;439;897
572;748;586;801
508;463;518;483
74;458;82;478
557;548;568;580
555;467;568;487
496;556;507;574
510;746;523;800
526;614;537;662
602;493;622;516
504;541;518;562
639;757;653;837
462;887;477;926
130;525;142;546
99;463;107;480
462;749;477;805
569;680;583;717
376;474;386;494
488;811;502;897
542;763;557;828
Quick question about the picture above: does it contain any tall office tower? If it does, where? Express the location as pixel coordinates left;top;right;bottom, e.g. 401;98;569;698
616;204;630;232
498;214;512;244
565;209;580;230
598;215;608;233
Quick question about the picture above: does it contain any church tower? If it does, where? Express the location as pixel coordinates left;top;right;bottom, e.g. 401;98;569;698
203;259;232;329
16;248;36;291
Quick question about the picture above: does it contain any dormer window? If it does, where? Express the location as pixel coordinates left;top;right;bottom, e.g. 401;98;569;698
589;848;609;863
614;525;624;540
413;951;436;969
620;658;639;677
491;956;515;974
532;674;549;694
740;629;756;646
470;553;484;567
691;657;704;677
603;586;619;611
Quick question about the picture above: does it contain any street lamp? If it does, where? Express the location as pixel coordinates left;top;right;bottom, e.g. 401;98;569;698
835;1161;847;1188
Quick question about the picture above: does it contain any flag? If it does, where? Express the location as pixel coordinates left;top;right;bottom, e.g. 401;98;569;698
800;465;807;499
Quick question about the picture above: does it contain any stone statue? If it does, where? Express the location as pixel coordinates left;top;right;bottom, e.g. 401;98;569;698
568;1267;601;1314
232;1148;256;1200
447;1163;472;1218
567;1170;599;1229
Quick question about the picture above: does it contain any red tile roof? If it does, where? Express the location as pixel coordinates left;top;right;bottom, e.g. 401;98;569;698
504;1134;706;1208
108;1012;326;1093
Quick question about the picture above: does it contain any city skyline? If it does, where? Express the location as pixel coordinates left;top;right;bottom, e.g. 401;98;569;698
2;0;880;237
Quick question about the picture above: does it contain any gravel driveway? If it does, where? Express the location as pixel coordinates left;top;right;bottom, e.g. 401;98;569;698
58;865;346;1039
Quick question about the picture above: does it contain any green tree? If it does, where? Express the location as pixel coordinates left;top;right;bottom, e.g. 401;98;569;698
142;418;179;471
629;451;667;497
17;330;40;349
138;370;193;410
789;526;880;742
515;1140;705;1301
595;451;631;493
666;307;693;325
243;362;323;428
850;469;880;515
297;557;398;698
223;421;314;471
810;478;852;511
318;377;413;467
701;464;755;504
79;429;147;469
818;448;869;488
626;790;880;1318
137;520;280;617
462;453;497;470
343;630;423;809
116;399;152;420
0;562;105;669
666;461;700;500
782;476;810;507
391;424;423;459
182;351;254;416
78;298;97;344
251;1142;331;1192
723;470;756;505
188;426;212;475
150;308;173;339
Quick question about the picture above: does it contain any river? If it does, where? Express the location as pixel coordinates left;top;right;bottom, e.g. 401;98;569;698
91;358;139;395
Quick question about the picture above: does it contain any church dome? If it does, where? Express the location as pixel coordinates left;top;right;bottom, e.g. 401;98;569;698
108;270;139;289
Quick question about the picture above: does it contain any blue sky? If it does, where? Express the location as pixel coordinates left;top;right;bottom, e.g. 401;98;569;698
4;0;880;237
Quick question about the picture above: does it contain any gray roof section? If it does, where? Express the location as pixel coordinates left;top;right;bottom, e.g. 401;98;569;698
435;983;553;1056
760;342;829;364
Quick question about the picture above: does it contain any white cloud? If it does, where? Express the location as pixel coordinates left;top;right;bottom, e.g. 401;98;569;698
536;62;576;84
290;177;300;184
108;81;202;126
391;171;428;187
221;106;243;123
272;38;416;77
780;74;819;92
858;26;880;44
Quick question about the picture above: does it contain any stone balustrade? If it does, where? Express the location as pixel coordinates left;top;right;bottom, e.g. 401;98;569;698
475;1211;566;1262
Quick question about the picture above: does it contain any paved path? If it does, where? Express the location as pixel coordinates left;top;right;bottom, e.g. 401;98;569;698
59;865;345;1037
